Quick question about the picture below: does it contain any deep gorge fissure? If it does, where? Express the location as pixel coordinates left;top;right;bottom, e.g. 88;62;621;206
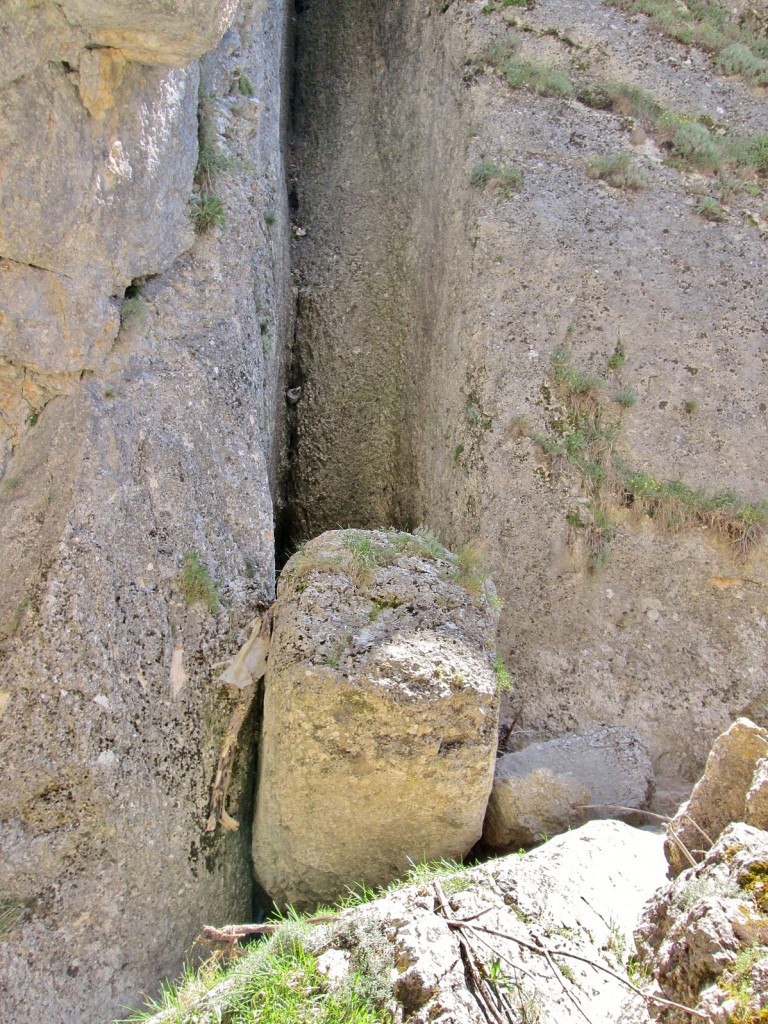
277;0;474;560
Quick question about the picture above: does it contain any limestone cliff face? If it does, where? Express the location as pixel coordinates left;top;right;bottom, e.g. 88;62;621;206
289;0;767;808
0;2;291;1021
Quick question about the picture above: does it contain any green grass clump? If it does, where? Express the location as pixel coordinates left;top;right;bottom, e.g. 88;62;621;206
587;152;651;190
500;58;575;97
579;80;664;123
615;386;638;408
237;73;256;96
716;43;768;85
127;921;388;1024
607;340;626;370
180;551;220;614
190;193;226;232
550;348;603;417
604;0;768;87
342;533;389;584
670;122;723;171
523;346;768;567
120;296;146;329
412;525;448;559
494;656;514;693
192;91;239;234
470;160;524;196
451;541;492;601
0;899;26;939
696;196;727;221
1;475;21;494
718;944;768;1023
620;473;768;555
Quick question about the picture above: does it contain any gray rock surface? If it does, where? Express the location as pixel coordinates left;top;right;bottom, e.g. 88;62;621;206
55;0;240;65
252;529;501;908
483;726;655;850
665;718;768;876
0;1;292;1021
746;758;768;831
636;822;768;1022
288;0;768;807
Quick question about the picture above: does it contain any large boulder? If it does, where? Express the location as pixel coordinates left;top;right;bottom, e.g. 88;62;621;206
483;726;655;851
665;718;768;876
252;529;501;908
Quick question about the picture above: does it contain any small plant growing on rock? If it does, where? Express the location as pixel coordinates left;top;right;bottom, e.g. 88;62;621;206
190;193;226;232
587;153;651;191
180;551;220;614
343;532;387;584
470;160;524;196
671;122;723;172
237;72;256;97
716;43;768;86
607;339;626;370
120;280;148;329
696;196;727;222
494;656;514;693
615;386;637;408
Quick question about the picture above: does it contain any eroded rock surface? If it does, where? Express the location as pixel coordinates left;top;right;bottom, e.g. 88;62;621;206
143;820;667;1024
665;718;768;876
484;726;655;850
637;822;768;1022
289;0;768;806
0;2;292;1021
252;529;501;908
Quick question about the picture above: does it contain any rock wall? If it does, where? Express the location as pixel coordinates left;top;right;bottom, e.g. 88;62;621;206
0;2;292;1021
288;0;767;806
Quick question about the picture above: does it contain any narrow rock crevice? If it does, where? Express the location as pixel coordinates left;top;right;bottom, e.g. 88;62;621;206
279;0;471;550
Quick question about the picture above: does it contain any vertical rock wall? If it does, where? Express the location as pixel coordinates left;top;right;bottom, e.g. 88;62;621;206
0;2;292;1021
289;0;767;805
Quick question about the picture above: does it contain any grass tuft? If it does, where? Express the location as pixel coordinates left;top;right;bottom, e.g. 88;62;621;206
500;58;575;97
470;160;524;196
180;551;220;614
670;122;723;171
190;193;226;232
696;196;727;221
237;73;256;96
494;656;514;693
587;152;651;190
615;386;638;408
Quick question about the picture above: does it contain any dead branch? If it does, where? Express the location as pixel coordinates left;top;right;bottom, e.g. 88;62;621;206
447;920;708;1020
205;684;258;833
574;804;671;823
537;939;595;1024
433;880;514;1024
202;915;338;944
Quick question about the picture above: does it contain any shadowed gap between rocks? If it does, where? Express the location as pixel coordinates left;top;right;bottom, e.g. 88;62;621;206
276;0;467;563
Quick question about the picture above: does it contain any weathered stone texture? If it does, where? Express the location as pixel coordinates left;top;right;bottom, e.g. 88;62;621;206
0;1;292;1021
57;0;240;65
665;718;768;876
484;726;654;850
637;823;768;1022
253;529;500;908
289;0;768;806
